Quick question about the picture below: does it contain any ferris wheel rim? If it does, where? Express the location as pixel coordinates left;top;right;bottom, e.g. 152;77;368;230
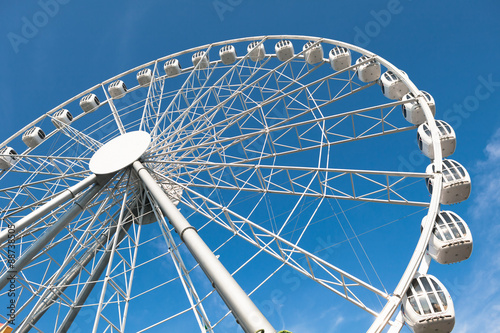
0;35;447;333
1;35;425;149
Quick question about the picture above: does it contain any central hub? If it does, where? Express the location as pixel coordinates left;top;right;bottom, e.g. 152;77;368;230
89;131;151;175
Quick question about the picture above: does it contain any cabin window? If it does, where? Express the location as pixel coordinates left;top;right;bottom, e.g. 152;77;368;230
422;124;431;137
429;293;441;312
438;291;448;309
421;278;433;292
443;121;452;133
449;166;460;180
435;212;467;240
426;178;433;193
387;72;397;81
442;168;453;182
408;276;449;315
412;279;422;293
419;295;431;314
436;121;448;135
455;162;466;177
457;221;466;234
442;226;453;241
409;296;420;314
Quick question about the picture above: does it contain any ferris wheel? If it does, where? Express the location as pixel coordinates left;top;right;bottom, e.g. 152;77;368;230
0;35;472;333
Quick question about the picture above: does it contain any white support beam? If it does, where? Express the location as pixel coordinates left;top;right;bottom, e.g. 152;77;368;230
0;174;97;247
0;178;104;292
133;160;275;333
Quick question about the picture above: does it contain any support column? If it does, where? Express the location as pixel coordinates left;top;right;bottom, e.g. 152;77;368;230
133;161;275;333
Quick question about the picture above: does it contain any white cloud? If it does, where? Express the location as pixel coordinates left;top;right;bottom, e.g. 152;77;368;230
483;129;500;162
470;128;500;220
452;128;500;332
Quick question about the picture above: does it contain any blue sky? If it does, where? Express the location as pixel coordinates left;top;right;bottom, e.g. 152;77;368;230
1;1;500;332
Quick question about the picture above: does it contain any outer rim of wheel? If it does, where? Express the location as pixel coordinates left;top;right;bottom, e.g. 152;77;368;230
0;35;444;332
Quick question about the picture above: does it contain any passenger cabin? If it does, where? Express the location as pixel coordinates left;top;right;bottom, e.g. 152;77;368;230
108;80;127;99
51;109;73;128
302;41;323;65
137;68;153;87
164;59;182;76
247;41;265;62
22;127;46;148
192;51;209;69
417;120;456;159
426;159;471;205
80;93;100;113
402;91;436;125
0;147;17;170
219;45;237;65
380;70;409;100
355;55;381;82
426;211;472;264
402;274;455;333
275;40;294;62
329;46;351;71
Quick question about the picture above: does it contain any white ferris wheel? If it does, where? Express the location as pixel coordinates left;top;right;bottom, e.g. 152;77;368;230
0;36;472;333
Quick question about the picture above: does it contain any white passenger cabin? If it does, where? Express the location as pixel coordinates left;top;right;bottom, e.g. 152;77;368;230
425;211;472;264
0;147;17;170
302;41;323;65
247;41;265;62
402;274;455;333
219;45;237;65
417;120;456;159
329;46;351;71
137;68;153;87
192;51;209;69
355;55;381;82
402;91;436;125
79;93;100;113
108;80;127;99
275;40;294;62
22;127;46;148
164;59;182;76
51;109;73;128
380;70;409;100
426;159;471;205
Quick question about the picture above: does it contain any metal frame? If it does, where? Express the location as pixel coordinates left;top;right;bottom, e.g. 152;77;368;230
0;35;448;333
133;160;275;333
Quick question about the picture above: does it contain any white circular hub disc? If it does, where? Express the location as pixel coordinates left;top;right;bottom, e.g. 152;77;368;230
90;131;151;175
